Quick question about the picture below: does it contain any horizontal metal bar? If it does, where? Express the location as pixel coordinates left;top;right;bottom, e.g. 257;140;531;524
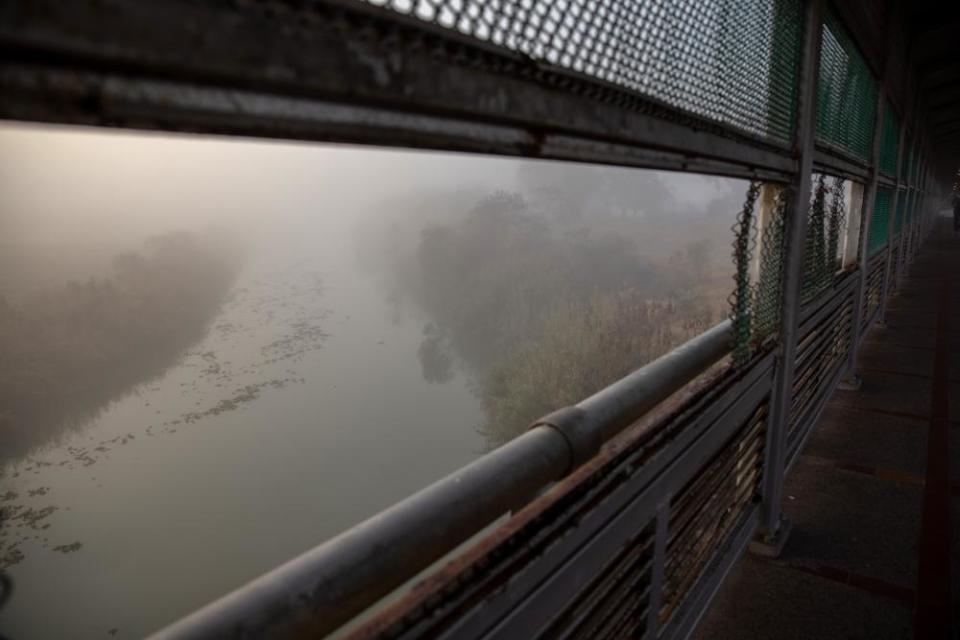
659;507;759;640
151;426;571;640
0;0;796;182
797;269;859;327
472;355;771;640
575;321;733;445
785;347;850;471
313;349;773;640
150;320;732;639
813;147;870;182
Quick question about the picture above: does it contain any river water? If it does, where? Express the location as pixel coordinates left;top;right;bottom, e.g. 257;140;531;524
0;246;487;639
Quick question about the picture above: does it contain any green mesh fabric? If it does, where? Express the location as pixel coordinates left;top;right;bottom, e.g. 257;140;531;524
868;187;891;255
370;0;804;144
878;102;899;176
815;7;877;161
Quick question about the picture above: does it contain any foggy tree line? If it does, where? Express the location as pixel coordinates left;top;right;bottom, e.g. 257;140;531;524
0;231;243;462
359;164;740;446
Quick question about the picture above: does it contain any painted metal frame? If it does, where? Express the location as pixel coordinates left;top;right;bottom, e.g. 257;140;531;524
756;0;823;541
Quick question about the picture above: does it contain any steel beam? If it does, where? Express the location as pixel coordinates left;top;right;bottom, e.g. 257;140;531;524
813;146;870;183
0;0;795;182
755;0;823;549
843;77;888;386
880;122;907;320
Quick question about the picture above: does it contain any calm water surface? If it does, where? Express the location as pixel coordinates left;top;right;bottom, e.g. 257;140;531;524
0;247;486;639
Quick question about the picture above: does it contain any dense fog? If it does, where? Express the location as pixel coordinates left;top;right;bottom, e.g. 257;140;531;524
0;122;745;639
1;123;743;457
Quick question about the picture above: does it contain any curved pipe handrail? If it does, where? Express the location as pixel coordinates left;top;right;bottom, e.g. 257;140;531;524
150;320;732;640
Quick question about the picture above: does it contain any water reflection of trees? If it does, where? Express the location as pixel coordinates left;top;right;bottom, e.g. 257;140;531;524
360;167;739;448
0;231;243;465
417;324;454;383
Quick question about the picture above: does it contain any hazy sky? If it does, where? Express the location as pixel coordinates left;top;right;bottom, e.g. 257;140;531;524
0;123;524;247
0;121;730;249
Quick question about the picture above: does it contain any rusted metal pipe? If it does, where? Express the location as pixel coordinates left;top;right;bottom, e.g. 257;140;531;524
151;426;571;640
150;320;731;639
578;319;732;442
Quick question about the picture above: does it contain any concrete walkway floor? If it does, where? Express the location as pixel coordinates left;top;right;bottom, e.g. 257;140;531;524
693;223;959;639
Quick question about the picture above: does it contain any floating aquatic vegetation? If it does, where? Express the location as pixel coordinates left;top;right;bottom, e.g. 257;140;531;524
176;377;305;425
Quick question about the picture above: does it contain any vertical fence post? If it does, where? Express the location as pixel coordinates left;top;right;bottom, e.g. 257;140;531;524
879;119;906;322
840;90;886;388
913;158;927;254
646;500;670;637
752;0;822;555
896;134;916;282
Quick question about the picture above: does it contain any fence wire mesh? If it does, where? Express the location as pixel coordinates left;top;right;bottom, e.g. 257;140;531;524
878;101;899;176
754;187;788;344
367;0;803;144
868;187;891;255
730;181;788;367
826;176;846;276
800;174;829;304
801;174;846;304
815;6;877;162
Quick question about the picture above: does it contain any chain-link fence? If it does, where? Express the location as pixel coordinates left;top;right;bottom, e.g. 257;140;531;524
730;180;789;367
368;0;803;144
800;174;846;305
815;6;877;162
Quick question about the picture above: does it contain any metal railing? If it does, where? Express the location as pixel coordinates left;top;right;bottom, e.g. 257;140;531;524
151;322;733;639
0;0;943;638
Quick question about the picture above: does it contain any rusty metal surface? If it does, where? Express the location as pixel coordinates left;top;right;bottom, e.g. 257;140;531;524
345;351;776;640
149;320;732;639
0;0;797;182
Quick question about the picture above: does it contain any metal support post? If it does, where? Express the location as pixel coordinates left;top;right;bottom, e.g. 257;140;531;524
879;122;907;322
896;136;917;282
840;89;886;390
752;0;822;555
646;501;670;637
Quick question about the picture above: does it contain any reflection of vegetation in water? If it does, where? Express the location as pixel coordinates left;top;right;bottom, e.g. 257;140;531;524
0;231;244;463
417;324;454;383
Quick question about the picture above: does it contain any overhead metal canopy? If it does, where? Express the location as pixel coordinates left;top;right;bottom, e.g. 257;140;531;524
906;1;960;185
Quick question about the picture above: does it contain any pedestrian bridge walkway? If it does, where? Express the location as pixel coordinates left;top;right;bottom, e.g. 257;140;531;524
696;221;958;638
1;0;958;638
